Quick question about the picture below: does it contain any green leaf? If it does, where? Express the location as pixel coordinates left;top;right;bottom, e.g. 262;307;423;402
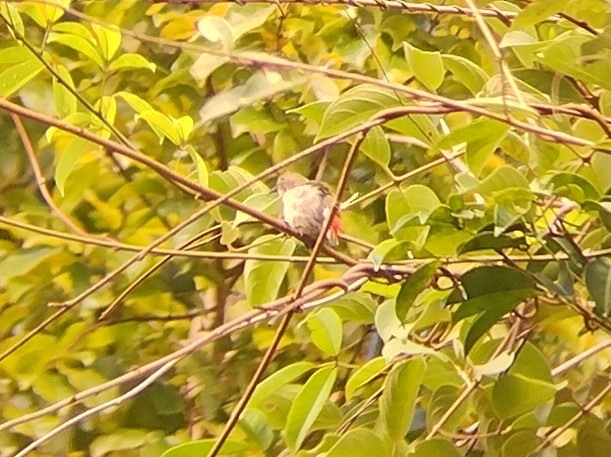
382;338;437;362
232;193;279;228
199;70;304;124
512;0;570;28
501;430;541;457
0;46;33;64
330;293;376;323
306;308;343;357
91;23;121;62
287;100;330;125
345;356;386;401
360;126;390;168
585;258;611;317
427;385;471;434
326;428;388;457
0;58;44;98
410;438;463;457
453;289;538;323
380;357;426;440
21;0;67;27
52;64;77;117
55;137;92;197
449;266;538;354
187;146;208;187
386;185;440;235
136;110;182;145
577;417;611;457
109;53;156;72
48;30;104;68
508;342;553;384
492;374;556;420
548;172;600;203
474;166;529;196
442;54;488;93
395;260;441;323
404;43;445;91
536;35;611;90
161;440;248;457
90;429;153;457
189;53;229;86
229;4;276;40
449;265;537;306
244;235;296;307
195;16;234;50
422;357;463;392
115;91;153;113
583;201;611;231
368;239;412;267
239;409;273;450
473;352;515;378
431;118;510;176
459;231;527;254
1;3;24;38
230;107;283;137
317;84;403;140
285;365;337;452
248;361;314;409
375;299;402;343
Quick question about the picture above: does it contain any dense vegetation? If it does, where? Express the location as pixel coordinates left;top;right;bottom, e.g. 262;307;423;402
1;1;610;456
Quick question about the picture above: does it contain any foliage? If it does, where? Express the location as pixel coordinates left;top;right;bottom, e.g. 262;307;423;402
0;0;610;456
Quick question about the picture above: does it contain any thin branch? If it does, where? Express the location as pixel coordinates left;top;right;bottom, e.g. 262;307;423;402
551;339;611;377
0;215;339;263
12;359;181;457
464;0;529;113
155;0;557;24
0;10;173;229
4;272;370;448
206;120;369;457
13;5;607;152
10;113;90;237
533;378;611;453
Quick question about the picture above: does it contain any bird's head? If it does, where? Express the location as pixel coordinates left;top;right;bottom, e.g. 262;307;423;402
276;172;309;196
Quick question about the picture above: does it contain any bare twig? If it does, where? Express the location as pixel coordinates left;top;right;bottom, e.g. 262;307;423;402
10;113;90;237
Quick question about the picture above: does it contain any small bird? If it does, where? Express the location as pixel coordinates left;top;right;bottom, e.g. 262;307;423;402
276;172;341;246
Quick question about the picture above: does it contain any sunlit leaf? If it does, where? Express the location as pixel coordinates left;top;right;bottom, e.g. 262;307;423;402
161;440;247;457
248;361;314;409
380;357;426;440
395;260;441;323
244;235;296;307
345;357;386;401
317;84;403;140
585;258;611;317
285;365;337;452
404;43;444;91
0;58;44;98
326;428;388;457
360;125;391;168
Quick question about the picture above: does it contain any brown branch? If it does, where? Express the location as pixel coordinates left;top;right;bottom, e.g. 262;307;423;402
0;10;173;229
206;120;370;457
10;113;90;237
154;0;554;24
0;215;339;263
20;5;608;152
533;377;611;453
2;270;371;448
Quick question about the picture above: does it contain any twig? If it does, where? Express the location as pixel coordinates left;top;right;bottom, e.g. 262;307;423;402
10;113;90;237
533;378;611;453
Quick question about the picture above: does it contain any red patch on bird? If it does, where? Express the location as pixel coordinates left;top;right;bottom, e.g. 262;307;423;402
328;213;342;245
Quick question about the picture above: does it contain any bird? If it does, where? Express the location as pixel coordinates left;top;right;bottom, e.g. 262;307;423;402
276;172;341;246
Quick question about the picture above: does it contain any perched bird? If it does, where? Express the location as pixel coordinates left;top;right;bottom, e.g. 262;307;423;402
276;172;341;246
